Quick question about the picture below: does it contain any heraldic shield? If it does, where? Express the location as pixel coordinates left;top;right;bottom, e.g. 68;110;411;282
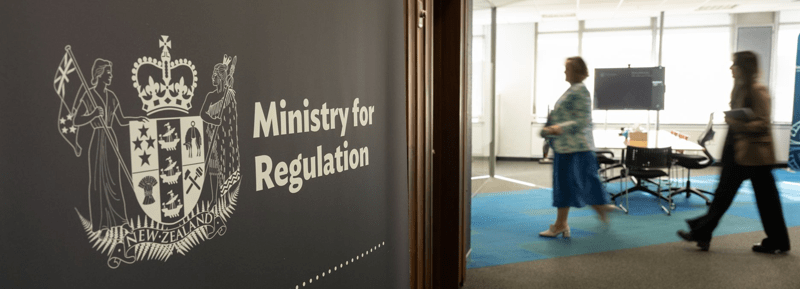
129;116;205;224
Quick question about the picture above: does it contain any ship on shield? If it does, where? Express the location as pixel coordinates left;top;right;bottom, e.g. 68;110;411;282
53;35;242;268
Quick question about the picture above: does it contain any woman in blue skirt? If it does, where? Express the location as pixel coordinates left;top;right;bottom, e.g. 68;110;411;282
539;56;615;238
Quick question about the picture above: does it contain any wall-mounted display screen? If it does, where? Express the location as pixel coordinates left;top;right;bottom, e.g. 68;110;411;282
594;67;665;110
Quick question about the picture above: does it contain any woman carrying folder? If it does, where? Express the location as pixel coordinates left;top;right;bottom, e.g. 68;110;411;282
677;51;790;253
539;57;615;238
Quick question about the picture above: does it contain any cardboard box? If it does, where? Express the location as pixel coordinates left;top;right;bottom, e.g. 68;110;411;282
628;131;648;147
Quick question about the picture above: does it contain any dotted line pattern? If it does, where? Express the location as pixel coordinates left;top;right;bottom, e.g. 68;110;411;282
295;241;385;288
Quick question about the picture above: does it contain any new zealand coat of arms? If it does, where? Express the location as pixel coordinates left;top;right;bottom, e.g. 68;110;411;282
53;36;241;268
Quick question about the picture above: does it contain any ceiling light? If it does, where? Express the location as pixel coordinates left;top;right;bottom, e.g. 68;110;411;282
542;13;576;18
696;4;737;11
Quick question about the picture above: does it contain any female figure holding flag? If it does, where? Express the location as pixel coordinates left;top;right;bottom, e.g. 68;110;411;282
73;58;147;237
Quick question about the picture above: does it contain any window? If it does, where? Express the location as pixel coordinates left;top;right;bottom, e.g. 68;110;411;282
472;9;492;120
487;12;781;125
659;26;733;124
535;33;578;117
538;19;578;33
774;24;800;123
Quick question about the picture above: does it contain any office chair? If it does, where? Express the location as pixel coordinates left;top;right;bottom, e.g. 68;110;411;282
596;149;623;184
615;146;674;215
669;113;716;205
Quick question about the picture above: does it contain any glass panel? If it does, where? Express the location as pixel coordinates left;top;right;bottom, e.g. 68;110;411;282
473;9;492;35
471;16;492;180
774;24;800;123
472;36;485;118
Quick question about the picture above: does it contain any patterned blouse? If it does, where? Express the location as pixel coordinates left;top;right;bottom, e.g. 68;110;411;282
540;82;595;154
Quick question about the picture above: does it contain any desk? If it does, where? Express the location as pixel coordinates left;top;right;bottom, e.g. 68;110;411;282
593;130;703;151
593;130;703;210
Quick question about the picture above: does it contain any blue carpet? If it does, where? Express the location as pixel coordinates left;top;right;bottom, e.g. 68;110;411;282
468;169;800;269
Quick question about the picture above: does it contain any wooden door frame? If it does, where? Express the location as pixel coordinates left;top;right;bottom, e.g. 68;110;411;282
406;0;432;287
406;0;470;288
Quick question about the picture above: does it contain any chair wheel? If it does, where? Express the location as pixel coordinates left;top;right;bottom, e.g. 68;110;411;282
670;203;676;210
706;201;712;206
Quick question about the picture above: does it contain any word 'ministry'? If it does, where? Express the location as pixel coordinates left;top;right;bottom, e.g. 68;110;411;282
252;98;375;193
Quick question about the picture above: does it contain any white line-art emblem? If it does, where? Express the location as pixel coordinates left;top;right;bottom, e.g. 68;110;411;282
789;121;800;170
790;120;800;145
53;36;241;268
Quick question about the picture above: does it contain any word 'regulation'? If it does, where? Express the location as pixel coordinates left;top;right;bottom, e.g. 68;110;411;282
255;141;369;193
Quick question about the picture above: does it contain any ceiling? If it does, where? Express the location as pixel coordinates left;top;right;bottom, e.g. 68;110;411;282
473;0;800;23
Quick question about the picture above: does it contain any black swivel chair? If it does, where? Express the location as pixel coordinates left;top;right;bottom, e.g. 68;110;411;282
596;150;623;184
594;150;624;188
669;113;716;205
615;146;674;215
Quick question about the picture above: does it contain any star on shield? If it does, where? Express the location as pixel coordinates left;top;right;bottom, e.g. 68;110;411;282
132;137;143;151
139;151;151;166
146;136;156;149
139;124;149;138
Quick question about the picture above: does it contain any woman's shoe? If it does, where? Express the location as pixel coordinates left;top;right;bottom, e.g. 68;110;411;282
539;224;570;238
677;230;710;251
752;243;790;254
597;204;617;224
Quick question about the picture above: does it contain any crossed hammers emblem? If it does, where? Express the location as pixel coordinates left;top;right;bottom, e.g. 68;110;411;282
184;167;204;194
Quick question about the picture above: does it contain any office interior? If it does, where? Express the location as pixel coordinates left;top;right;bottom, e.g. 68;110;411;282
462;0;800;288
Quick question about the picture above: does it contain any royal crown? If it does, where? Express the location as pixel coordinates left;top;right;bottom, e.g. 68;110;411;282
132;35;198;115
